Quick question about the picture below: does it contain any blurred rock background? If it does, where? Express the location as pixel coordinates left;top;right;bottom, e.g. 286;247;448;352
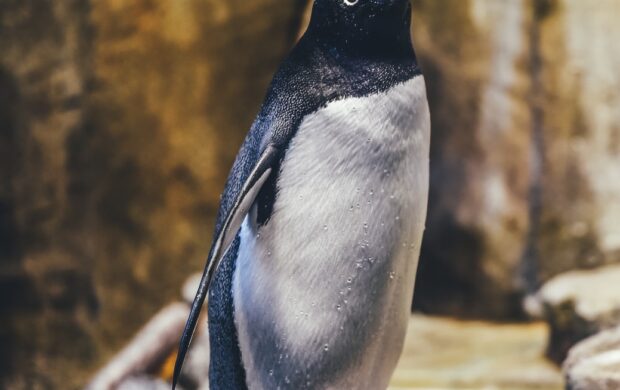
0;0;619;389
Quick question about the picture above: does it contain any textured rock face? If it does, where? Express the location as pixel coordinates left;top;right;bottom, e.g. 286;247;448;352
410;0;620;318
0;1;96;385
535;0;620;279
564;326;620;390
410;0;532;319
0;0;305;387
85;303;189;390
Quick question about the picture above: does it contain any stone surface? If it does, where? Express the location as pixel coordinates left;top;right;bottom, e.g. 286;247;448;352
563;326;620;390
85;303;189;390
390;315;562;389
116;376;171;390
537;265;620;363
182;273;202;304
535;0;620;281
0;1;96;385
356;0;620;320
410;0;533;319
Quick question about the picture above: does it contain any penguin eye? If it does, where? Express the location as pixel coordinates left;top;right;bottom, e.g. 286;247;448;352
344;0;359;6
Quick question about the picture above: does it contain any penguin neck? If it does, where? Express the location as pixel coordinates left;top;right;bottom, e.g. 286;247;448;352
304;5;416;63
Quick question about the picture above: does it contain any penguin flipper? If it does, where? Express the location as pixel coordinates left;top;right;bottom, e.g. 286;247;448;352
172;144;279;389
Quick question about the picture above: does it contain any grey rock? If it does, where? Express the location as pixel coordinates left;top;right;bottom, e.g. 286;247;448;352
182;273;202;305
564;326;620;390
117;376;171;390
86;303;189;390
409;0;532;320
534;0;620;282
537;265;620;363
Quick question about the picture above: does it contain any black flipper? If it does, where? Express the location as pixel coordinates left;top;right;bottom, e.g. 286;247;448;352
172;145;279;389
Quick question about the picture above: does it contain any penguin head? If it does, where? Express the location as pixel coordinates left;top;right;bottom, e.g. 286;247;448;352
306;0;414;57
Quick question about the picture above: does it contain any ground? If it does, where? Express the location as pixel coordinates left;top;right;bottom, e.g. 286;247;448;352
390;315;562;390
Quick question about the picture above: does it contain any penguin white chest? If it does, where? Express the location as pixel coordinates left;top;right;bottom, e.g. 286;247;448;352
233;76;430;390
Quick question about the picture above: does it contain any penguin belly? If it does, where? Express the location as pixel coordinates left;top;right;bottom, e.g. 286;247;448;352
233;76;430;390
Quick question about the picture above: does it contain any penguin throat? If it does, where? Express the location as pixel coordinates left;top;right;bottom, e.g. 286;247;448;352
306;5;414;61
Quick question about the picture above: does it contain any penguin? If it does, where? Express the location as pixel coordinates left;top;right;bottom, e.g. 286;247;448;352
173;0;430;389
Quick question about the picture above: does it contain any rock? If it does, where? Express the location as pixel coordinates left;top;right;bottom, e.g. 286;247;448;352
410;0;533;319
0;0;307;387
537;265;620;363
85;303;189;390
0;0;97;385
117;376;171;390
563;327;620;390
405;0;620;319
535;0;620;281
182;273;202;304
